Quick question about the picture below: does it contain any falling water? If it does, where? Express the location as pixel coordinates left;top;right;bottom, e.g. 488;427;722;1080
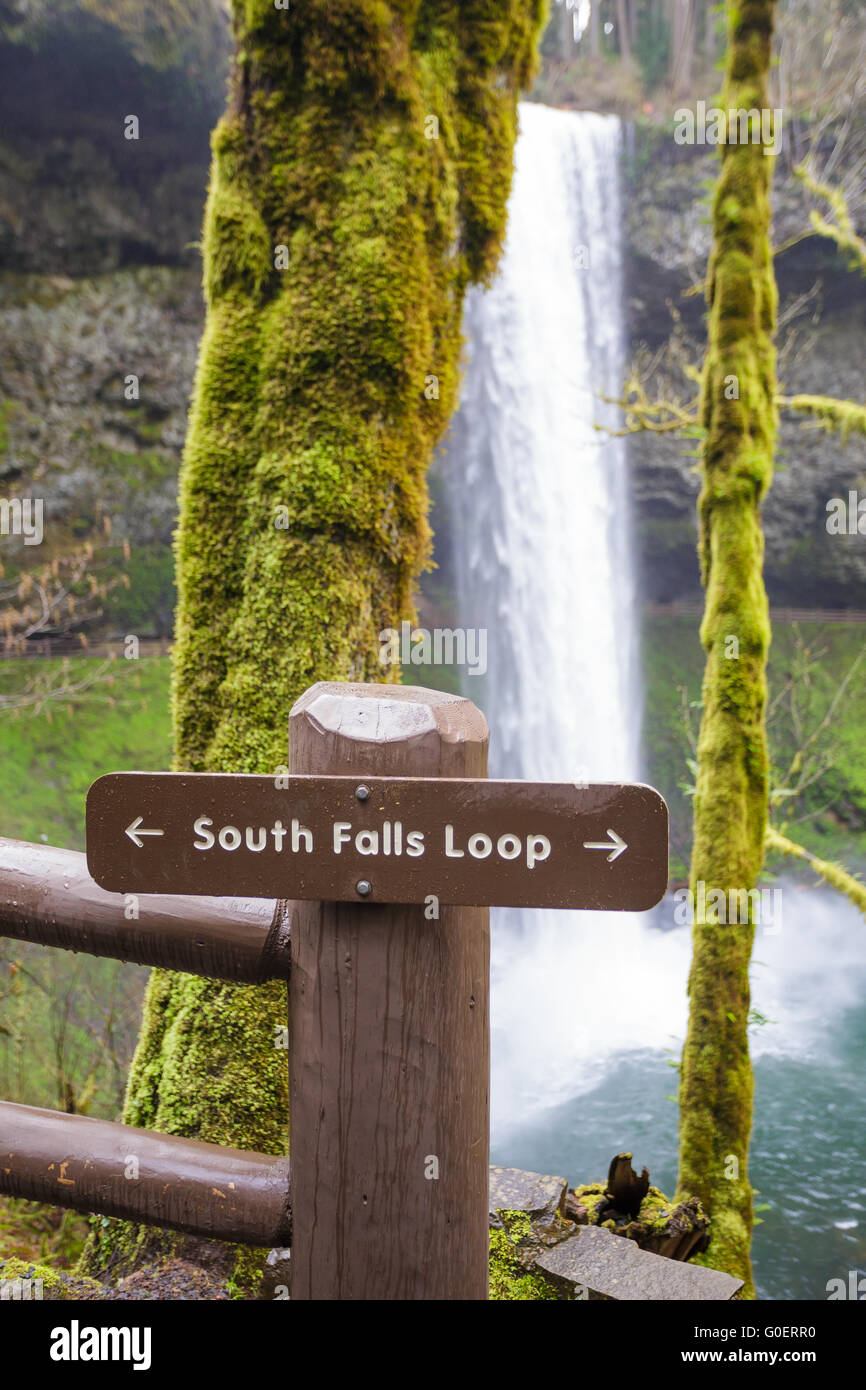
439;102;647;1133
443;103;638;787
438;101;866;1298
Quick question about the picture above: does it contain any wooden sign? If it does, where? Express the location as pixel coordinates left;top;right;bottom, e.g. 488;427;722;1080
86;772;668;911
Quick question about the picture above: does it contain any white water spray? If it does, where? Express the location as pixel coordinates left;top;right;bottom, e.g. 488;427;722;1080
440;101;866;1149
439;103;652;1137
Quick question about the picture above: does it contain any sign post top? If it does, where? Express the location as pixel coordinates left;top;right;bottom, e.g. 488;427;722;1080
290;680;490;776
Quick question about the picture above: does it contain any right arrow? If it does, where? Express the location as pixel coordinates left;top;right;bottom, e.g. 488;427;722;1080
583;828;628;863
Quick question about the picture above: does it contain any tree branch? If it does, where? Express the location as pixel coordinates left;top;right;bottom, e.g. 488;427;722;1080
777;394;866;438
765;826;866;918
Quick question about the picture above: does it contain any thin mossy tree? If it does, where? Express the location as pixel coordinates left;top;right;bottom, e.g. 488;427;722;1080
82;0;546;1281
675;0;779;1297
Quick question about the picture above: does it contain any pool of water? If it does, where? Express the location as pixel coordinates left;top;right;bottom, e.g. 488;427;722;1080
490;882;866;1300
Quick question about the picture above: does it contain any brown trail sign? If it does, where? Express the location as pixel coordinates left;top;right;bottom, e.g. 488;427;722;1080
1;681;670;1301
85;772;668;911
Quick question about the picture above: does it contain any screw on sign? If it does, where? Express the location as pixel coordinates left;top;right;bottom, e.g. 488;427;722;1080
83;681;670;1301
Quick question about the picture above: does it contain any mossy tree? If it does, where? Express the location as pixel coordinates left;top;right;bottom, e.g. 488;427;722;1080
675;0;779;1297
81;0;546;1281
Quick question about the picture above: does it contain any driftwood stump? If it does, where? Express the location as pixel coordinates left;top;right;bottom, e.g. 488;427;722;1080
565;1153;711;1262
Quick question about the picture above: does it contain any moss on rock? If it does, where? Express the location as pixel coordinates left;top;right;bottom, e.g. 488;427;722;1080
0;1256;103;1300
571;1182;607;1220
489;1210;561;1301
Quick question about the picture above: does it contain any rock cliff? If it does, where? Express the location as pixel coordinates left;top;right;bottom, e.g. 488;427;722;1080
1;7;864;633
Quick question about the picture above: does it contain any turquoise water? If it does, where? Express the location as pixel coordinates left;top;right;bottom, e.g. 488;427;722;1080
490;884;866;1301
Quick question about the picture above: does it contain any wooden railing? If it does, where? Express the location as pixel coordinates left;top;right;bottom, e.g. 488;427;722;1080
0;836;292;1249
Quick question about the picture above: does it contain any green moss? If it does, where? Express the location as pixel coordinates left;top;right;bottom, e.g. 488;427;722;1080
0;1256;103;1300
171;0;545;777
778;394;866;440
636;1186;675;1232
88;0;546;1283
766;827;866;917
795;163;866;276
488;1211;560;1301
676;0;780;1299
571;1183;607;1222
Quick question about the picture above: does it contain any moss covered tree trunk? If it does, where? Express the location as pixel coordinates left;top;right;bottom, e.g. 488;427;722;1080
82;0;545;1281
675;0;779;1297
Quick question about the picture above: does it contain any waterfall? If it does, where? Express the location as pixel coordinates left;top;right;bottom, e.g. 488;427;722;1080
443;102;639;787
438;102;652;1140
436;103;866;1295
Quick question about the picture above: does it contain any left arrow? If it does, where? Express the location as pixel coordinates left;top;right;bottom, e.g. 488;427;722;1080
125;817;165;849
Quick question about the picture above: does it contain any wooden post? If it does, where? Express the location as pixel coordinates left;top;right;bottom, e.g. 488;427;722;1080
288;682;490;1300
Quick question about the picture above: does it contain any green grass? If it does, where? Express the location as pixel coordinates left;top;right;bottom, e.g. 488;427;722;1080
0;655;165;1141
0;656;172;851
642;616;866;881
2;624;863;873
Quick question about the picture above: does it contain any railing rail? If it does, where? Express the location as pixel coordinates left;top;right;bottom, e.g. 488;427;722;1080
0;1102;291;1247
0;839;293;1249
0;837;290;984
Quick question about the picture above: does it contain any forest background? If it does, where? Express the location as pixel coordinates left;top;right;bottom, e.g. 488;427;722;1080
0;0;864;1283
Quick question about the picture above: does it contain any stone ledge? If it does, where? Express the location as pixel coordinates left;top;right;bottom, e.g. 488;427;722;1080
489;1165;568;1228
537;1225;743;1301
489;1163;741;1302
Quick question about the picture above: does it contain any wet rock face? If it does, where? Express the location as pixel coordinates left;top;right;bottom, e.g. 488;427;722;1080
0;268;201;490
0;5;230;637
624;132;866;609
0;6;226;276
0;268;202;633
